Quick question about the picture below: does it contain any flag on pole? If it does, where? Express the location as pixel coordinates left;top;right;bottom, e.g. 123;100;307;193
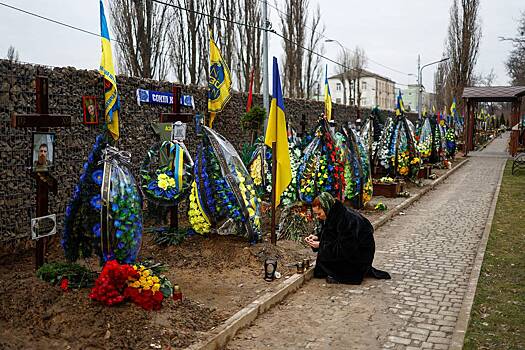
99;0;120;141
450;97;457;116
324;65;332;120
395;90;405;116
208;30;232;128
264;57;292;207
246;68;255;112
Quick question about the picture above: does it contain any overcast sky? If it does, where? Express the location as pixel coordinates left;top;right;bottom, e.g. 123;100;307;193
0;0;522;92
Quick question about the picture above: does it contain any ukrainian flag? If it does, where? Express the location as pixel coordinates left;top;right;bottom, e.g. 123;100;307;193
99;0;119;141
264;57;292;207
208;30;232;127
324;65;332;120
450;97;457;116
395;90;405;116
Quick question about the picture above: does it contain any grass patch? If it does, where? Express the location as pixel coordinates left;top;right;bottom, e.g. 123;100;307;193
463;160;525;349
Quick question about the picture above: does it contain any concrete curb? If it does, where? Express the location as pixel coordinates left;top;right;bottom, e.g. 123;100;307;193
449;159;507;350
185;158;470;350
371;158;470;228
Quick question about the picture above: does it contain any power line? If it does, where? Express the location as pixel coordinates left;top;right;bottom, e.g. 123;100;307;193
0;1;125;44
0;0;393;79
151;0;269;32
259;0;412;76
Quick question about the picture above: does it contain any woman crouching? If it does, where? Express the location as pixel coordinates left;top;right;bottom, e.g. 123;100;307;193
305;192;391;285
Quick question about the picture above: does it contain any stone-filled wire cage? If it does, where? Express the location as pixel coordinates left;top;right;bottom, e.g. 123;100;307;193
1;59;411;246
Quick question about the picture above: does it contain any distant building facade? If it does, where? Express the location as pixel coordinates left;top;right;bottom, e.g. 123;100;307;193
326;69;396;111
395;85;436;113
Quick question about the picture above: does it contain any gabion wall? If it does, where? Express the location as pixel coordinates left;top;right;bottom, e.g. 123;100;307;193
0;59;412;243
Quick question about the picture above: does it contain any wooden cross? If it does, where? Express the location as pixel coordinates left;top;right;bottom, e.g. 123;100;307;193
11;76;71;269
159;85;193;231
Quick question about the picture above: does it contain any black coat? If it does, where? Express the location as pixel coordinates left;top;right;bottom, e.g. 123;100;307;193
314;201;377;284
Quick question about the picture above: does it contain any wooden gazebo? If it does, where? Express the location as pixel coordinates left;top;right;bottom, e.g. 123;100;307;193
462;86;525;155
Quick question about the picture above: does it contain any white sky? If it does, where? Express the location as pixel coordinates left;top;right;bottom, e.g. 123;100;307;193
0;0;522;92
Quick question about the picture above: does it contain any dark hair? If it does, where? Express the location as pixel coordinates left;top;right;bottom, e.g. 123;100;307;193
39;143;48;150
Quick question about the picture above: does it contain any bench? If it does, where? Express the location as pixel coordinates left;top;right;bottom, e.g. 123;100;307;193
512;153;525;175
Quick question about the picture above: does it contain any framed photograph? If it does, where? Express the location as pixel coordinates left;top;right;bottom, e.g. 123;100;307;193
82;96;99;125
32;132;55;173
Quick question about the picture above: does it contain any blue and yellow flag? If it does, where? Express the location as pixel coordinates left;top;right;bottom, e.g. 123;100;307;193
99;0;119;141
450;97;457;116
208;31;232;128
395;90;405;116
324;65;332;120
264;57;292;207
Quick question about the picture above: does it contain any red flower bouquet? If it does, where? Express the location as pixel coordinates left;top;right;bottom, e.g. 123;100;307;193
89;260;139;306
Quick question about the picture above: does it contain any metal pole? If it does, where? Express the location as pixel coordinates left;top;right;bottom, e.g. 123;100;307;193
417;54;422;120
262;0;269;117
270;141;277;245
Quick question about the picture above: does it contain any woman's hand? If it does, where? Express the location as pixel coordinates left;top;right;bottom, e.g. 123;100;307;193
305;235;319;249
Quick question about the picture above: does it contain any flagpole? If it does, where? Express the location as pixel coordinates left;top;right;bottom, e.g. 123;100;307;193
270;141;277;245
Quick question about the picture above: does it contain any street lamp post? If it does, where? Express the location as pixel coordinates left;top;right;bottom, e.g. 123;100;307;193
418;56;450;120
325;39;348;106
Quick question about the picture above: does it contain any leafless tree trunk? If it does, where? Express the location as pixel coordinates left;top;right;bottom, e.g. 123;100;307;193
302;5;324;100
110;0;170;80
278;0;307;98
351;46;367;118
443;0;481;109
502;11;525;85
335;49;352;105
6;45;19;62
235;0;263;92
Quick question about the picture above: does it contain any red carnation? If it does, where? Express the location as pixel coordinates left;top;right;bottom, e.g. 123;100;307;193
60;278;69;292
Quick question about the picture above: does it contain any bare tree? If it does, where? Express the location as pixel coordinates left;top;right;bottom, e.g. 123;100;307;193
443;0;481;107
351;46;367;118
302;5;324;100
6;45;19;62
434;59;449;110
235;0;263;92
335;49;352;105
501;11;525;85
110;0;170;80
278;0;307;98
472;68;497;87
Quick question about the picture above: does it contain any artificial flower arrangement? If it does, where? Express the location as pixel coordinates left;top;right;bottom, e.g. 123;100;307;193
89;260;173;310
445;127;456;157
297;119;346;203
378;115;420;179
340;126;373;208
258;135;303;207
141;141;193;206
417;117;432;160
62;136;142;265
188;180;212;235
190;127;261;243
62;134;107;262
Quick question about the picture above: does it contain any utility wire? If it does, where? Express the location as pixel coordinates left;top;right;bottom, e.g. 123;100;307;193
0;1;124;44
0;0;402;79
259;0;412;76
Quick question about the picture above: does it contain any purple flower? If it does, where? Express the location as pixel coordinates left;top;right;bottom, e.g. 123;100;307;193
92;170;103;186
90;194;102;211
92;223;101;237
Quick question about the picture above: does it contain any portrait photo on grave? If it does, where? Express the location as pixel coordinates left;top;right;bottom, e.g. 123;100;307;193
32;132;55;172
82;96;98;125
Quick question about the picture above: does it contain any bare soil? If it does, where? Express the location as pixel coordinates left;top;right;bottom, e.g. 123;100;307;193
0;231;315;350
0;156;464;350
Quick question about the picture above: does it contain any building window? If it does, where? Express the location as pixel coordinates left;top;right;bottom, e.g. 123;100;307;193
336;98;341;104
362;81;367;90
361;98;367;106
336;83;341;91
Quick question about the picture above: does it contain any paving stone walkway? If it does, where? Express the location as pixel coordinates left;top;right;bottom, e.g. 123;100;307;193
225;134;509;350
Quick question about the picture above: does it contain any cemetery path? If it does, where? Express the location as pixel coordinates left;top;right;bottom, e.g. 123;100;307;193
225;134;509;350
